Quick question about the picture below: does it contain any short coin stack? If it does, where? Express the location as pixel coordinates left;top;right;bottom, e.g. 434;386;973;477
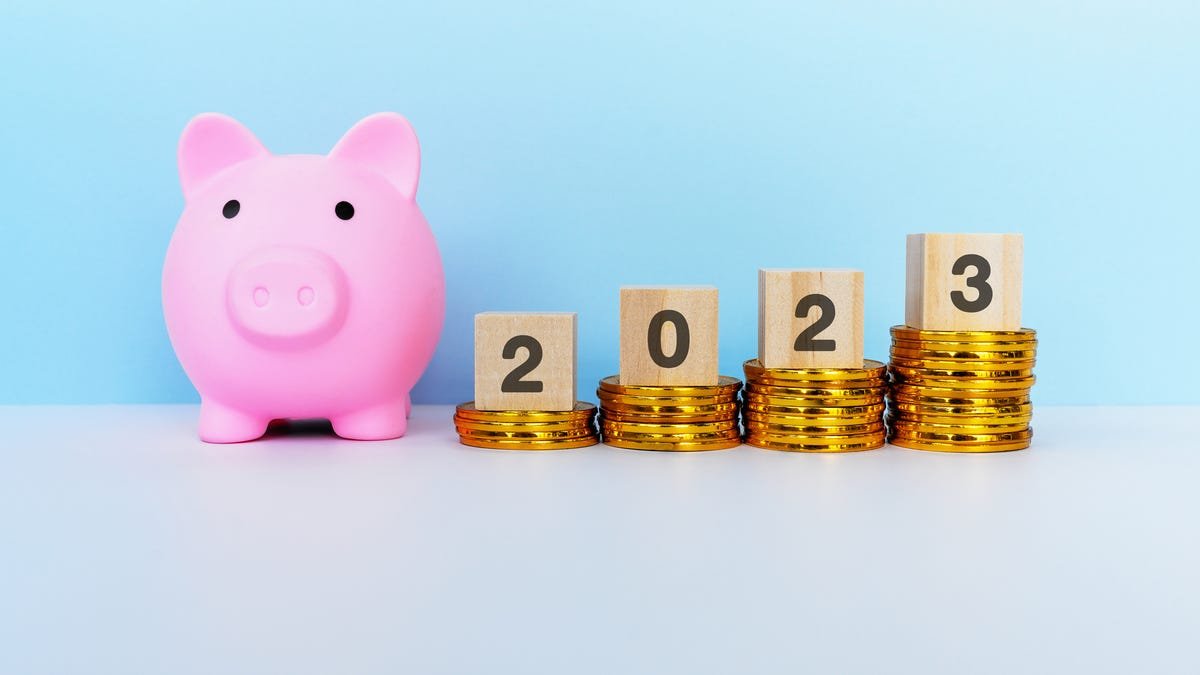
741;359;887;452
597;376;743;451
453;402;600;450
886;326;1037;452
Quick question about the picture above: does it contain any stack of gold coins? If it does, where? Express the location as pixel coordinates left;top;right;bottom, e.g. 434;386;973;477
596;376;743;451
886;326;1037;452
741;358;887;452
453;402;600;450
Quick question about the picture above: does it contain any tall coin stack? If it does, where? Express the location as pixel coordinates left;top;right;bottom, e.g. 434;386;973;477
741;359;887;452
597;376;743;451
453;402;600;450
886;326;1037;452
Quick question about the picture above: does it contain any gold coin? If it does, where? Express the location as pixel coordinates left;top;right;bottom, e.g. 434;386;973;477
746;374;885;389
889;426;1034;444
456;426;598;441
595;390;737;401
453;420;595;437
744;391;884;408
603;434;743;452
458;435;600;450
886;404;1032;421
597;375;742;398
745;433;885;453
887;433;1030;453
742;358;886;383
745;382;885;398
595;389;739;407
744;409;879;424
454;423;594;437
888;355;1035;370
888;371;1036;390
888;390;1031;407
742;400;885;417
886;415;1031;434
743;409;883;427
889;346;1038;361
890;326;1037;343
744;419;885;435
890;339;1038;354
744;426;886;442
599;399;740;416
889;364;1037;379
745;395;884;409
889;382;1033;396
888;400;1032;417
454;417;597;433
602;424;741;439
454;401;596;423
888;364;1036;380
600;418;739;435
889;386;1035;403
599;408;739;424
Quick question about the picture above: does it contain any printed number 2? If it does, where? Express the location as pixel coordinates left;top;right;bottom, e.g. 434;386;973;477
951;254;993;313
794;294;836;352
500;335;544;393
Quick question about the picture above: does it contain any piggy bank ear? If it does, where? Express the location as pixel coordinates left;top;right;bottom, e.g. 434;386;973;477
178;114;268;200
329;113;421;200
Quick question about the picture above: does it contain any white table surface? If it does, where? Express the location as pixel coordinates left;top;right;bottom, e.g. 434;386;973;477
2;404;1196;674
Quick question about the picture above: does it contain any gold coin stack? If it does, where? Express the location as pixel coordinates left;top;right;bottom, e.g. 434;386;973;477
453;402;600;450
886;326;1037;452
596;376;743;451
741;358;887;452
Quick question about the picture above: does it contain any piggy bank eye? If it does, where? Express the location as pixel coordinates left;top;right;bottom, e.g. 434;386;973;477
222;200;240;219
335;201;355;221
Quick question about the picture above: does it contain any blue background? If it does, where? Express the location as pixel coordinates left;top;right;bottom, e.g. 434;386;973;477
2;0;1196;405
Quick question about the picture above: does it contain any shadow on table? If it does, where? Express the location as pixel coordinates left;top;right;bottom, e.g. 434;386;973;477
262;418;337;439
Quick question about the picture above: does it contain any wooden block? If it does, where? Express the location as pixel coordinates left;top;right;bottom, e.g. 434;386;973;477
905;234;1023;330
758;269;864;369
619;286;719;386
474;312;577;411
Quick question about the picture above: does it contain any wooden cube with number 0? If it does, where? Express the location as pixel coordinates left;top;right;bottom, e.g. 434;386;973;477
474;312;577;411
619;286;719;386
759;269;863;369
905;233;1023;331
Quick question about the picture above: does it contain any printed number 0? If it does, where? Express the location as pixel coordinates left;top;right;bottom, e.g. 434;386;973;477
500;335;544;393
951;254;993;313
794;294;836;352
648;310;690;368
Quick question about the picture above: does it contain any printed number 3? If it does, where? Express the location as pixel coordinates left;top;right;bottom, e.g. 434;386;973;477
500;335;544;393
951;254;993;313
794;294;836;352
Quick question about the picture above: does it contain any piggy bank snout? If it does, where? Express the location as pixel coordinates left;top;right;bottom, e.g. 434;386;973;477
226;247;348;347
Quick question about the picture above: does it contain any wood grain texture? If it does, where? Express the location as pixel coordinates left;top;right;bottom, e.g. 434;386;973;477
905;233;1023;330
759;269;864;368
474;312;577;411
619;286;719;386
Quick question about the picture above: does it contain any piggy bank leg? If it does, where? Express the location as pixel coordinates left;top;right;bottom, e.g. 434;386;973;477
198;399;269;443
405;392;412;418
331;397;408;440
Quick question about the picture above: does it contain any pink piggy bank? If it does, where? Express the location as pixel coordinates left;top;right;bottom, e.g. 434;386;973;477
162;113;445;442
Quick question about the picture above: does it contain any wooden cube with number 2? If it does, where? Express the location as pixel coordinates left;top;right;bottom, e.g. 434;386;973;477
474;312;577;411
759;269;864;369
906;233;1023;331
619;286;719;386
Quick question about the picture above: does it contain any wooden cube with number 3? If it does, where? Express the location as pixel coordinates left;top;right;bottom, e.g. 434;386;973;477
906;233;1023;331
759;269;864;369
619;286;719;386
474;312;577;411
